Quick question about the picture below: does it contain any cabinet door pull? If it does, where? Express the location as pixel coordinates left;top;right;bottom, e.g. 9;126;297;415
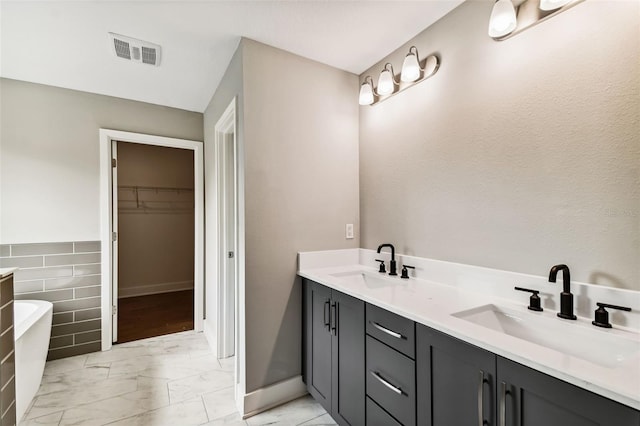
330;302;337;335
499;381;509;426
371;371;403;395
478;371;487;426
323;300;330;330
371;321;404;339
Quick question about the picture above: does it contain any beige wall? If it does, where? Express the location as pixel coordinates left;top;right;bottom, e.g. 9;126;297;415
117;142;194;296
204;39;359;393
203;40;244;347
242;39;360;391
359;0;640;290
0;78;203;244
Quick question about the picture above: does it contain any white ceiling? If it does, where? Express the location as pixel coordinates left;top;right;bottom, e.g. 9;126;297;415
0;0;464;112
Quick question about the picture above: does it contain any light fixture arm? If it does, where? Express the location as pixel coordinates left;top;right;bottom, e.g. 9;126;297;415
382;63;400;86
363;75;375;88
407;46;423;71
364;75;379;96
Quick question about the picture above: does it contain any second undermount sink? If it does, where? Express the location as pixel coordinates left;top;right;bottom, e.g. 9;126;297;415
453;304;640;368
330;270;395;289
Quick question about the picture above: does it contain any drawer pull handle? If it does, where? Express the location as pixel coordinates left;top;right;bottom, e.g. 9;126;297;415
499;381;510;426
478;370;488;426
371;371;403;395
330;303;337;336
323;300;330;330
371;321;404;339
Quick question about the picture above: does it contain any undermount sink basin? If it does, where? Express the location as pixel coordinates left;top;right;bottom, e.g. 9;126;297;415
453;304;640;368
330;270;395;289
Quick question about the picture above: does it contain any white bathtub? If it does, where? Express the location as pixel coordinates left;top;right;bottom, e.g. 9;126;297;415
14;300;53;423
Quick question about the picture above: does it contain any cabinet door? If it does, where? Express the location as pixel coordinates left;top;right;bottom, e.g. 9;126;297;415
303;279;333;414
417;324;496;426
497;357;640;426
332;289;365;426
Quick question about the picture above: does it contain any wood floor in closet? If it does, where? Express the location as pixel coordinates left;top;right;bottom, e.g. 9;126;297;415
117;289;194;343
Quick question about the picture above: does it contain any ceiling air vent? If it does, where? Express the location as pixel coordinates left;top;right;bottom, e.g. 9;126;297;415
108;33;161;66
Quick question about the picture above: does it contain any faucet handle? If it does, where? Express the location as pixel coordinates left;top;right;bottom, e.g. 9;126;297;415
592;302;631;328
400;265;415;279
375;259;386;273
514;286;543;312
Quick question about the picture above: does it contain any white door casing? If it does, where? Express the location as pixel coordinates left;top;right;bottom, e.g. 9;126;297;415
99;129;204;351
111;141;119;343
217;115;237;359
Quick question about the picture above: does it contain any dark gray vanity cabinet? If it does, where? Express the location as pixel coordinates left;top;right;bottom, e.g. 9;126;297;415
302;279;365;426
416;324;640;426
497;357;640;426
416;324;496;426
366;304;417;426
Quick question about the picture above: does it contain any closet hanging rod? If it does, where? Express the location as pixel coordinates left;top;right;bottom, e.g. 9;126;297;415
117;185;194;192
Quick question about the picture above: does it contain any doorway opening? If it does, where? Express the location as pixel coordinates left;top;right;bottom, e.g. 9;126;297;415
99;129;204;351
113;141;195;343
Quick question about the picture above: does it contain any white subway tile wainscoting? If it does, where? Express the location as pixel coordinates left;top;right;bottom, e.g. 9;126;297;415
22;331;333;426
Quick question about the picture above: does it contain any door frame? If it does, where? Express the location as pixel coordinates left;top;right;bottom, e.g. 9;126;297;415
99;129;204;351
215;99;237;359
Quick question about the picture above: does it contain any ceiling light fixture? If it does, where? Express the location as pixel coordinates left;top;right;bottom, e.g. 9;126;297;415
488;0;585;41
359;46;440;106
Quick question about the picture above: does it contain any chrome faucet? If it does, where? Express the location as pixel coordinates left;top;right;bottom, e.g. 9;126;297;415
377;244;397;276
548;264;576;320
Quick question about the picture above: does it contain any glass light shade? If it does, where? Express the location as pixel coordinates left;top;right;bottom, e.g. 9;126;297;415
358;81;374;105
401;53;421;82
539;0;572;10
377;69;395;96
488;0;517;38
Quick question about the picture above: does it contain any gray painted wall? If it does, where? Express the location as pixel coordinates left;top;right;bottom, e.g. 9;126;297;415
359;0;640;290
242;39;359;392
0;78;203;244
205;39;360;393
203;39;244;358
0;78;204;360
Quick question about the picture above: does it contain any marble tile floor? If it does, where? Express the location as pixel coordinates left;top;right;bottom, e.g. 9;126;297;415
22;331;336;426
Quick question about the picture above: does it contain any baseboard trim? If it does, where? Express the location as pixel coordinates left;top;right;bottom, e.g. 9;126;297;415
118;280;194;298
241;375;308;419
203;320;217;355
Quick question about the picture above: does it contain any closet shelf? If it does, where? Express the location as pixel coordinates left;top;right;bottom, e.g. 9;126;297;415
118;185;194;193
117;185;194;214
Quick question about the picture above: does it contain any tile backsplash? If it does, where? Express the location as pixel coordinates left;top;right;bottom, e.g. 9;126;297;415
0;241;102;360
0;273;16;426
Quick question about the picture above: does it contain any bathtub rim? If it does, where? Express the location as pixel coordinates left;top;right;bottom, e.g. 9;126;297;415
14;299;53;341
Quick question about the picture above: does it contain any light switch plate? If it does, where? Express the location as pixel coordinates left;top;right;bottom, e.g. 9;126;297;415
345;223;354;239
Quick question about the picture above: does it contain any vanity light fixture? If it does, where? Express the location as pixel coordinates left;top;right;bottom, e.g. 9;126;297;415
359;46;440;106
400;46;422;83
358;76;375;106
488;0;518;39
377;63;398;96
539;0;572;11
489;0;585;41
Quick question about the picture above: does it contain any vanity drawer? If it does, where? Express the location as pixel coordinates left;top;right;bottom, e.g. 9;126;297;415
366;303;415;358
366;397;402;426
366;336;416;426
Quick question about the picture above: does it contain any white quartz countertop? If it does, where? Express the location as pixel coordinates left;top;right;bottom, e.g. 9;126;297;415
298;250;640;410
0;267;17;278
